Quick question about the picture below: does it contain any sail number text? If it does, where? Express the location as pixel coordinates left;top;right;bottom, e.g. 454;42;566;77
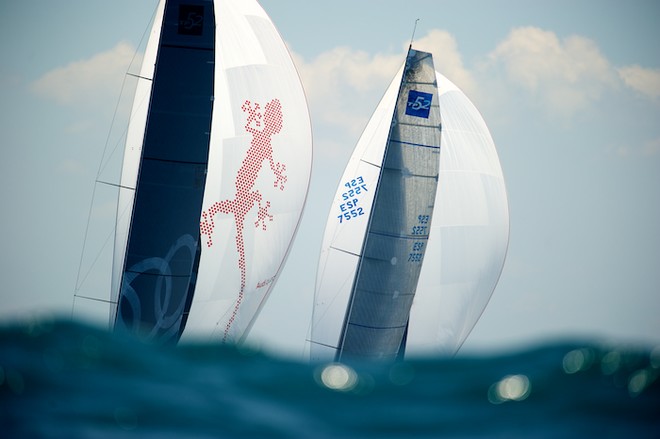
337;176;368;223
408;215;430;262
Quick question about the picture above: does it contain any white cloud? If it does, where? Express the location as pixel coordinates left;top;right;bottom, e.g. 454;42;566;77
30;42;138;107
412;29;477;98
488;27;616;115
292;46;401;139
614;137;660;158
292;29;473;148
643;137;660;156
618;65;660;100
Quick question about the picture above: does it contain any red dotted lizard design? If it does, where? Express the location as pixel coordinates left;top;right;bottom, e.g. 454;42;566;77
199;99;286;342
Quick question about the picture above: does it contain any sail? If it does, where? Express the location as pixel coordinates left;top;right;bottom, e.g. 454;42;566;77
311;49;442;361
404;72;509;357
109;0;312;344
310;50;508;361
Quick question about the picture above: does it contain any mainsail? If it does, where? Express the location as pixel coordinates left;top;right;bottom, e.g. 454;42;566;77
78;0;312;344
309;47;508;361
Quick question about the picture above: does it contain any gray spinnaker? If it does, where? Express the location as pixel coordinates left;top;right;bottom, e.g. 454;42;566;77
310;45;509;362
337;49;442;360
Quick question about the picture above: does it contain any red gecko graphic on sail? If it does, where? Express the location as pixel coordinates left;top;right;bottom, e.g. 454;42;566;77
199;99;286;342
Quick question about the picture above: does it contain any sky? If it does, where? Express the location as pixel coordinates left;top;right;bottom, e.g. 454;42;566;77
1;0;659;360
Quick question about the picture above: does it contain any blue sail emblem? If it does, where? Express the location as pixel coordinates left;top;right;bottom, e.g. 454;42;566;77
405;90;433;118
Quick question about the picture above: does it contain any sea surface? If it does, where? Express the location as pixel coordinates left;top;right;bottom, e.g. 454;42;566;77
1;319;658;438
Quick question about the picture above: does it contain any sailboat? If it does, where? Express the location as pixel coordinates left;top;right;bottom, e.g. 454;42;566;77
309;47;508;361
74;0;312;345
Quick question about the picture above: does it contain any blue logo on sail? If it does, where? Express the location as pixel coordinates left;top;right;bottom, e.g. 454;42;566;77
406;90;433;118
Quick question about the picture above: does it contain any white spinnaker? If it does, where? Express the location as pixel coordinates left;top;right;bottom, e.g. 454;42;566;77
109;1;164;327
181;0;312;342
405;73;509;357
310;67;508;360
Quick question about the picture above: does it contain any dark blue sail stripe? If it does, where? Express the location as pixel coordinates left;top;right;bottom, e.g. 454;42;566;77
115;0;215;343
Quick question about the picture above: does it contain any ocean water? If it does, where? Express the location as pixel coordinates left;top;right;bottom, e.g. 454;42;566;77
1;319;658;438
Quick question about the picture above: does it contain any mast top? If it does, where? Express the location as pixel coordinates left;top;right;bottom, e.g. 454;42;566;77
409;18;420;49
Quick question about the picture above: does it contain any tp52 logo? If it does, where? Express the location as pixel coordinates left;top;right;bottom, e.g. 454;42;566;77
405;90;432;118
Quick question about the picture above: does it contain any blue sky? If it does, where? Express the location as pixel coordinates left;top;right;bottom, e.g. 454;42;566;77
1;1;659;359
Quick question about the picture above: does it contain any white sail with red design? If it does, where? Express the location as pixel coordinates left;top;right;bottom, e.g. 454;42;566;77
74;0;312;345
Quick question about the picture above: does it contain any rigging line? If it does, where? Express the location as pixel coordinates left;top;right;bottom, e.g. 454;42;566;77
74;200;133;293
96;3;157;180
73;295;115;305
329;246;360;257
409;18;420;49
126;72;152;81
73;3;159;307
74;221;117;294
96;180;135;191
306;339;338;349
359;158;381;168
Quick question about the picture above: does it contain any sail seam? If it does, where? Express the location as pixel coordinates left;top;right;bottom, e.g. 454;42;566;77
403;80;436;86
381;167;440;178
142;156;207;166
348;322;408;330
368;230;430;240
389;139;440;149
161;43;214;52
123;271;195;278
354;286;415;297
396;121;441;129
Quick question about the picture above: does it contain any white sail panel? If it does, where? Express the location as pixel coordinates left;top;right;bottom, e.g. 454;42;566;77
182;0;312;343
405;72;509;356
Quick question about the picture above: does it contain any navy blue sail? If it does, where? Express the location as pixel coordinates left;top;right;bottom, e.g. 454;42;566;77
114;0;215;342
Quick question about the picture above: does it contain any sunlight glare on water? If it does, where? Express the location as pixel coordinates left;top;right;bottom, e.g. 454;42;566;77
562;348;595;374
317;363;358;391
601;351;622;375
488;374;531;404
